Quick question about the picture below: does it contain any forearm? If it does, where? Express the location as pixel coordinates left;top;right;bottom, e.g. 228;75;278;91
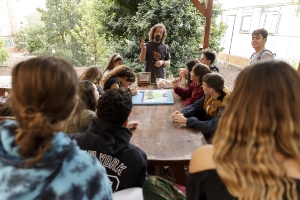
186;117;218;137
139;48;146;62
162;60;170;67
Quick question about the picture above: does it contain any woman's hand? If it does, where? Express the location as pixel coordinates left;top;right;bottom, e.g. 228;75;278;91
129;88;138;96
172;79;180;88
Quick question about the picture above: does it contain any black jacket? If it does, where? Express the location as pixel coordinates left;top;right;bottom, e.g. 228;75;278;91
69;117;147;192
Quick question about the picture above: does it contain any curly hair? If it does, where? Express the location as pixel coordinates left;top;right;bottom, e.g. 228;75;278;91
212;61;300;199
78;66;103;85
192;63;212;84
101;65;135;88
202;48;217;64
186;58;200;85
96;88;132;125
78;80;97;111
148;23;167;44
103;53;123;75
252;28;268;39
11;57;78;167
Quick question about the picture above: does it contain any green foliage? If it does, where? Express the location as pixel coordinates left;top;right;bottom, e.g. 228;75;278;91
0;39;10;65
13;23;45;53
37;0;87;66
69;0;112;67
35;0;111;67
96;0;227;76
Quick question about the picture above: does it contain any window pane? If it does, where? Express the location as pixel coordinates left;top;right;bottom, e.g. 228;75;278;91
264;14;278;34
277;15;292;35
240;15;251;32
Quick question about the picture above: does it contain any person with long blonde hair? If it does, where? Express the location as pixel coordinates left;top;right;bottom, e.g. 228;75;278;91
0;57;112;199
187;60;300;199
78;66;105;95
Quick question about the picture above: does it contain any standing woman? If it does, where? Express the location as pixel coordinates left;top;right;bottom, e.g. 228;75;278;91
0;57;112;199
103;53;124;78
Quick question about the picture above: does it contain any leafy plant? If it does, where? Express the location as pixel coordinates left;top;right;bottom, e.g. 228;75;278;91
0;39;10;65
96;0;227;76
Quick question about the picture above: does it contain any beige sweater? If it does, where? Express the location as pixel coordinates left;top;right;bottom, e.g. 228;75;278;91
63;109;95;134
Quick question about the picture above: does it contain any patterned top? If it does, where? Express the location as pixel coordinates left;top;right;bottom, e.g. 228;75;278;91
0;120;113;200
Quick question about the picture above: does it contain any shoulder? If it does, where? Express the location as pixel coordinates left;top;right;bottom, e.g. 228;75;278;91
189;145;215;174
261;49;275;59
104;77;118;87
81;110;95;119
128;144;148;160
60;148;112;198
107;77;118;82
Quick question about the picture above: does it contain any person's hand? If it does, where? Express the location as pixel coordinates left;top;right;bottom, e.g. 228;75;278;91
126;121;139;129
172;78;180;88
154;60;164;67
172;110;181;118
129;88;138;96
154;51;161;60
173;114;187;124
140;39;146;50
179;69;186;78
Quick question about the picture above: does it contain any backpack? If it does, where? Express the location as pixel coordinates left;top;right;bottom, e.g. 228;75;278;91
250;49;276;61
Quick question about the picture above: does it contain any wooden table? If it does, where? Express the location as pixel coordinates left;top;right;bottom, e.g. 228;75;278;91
129;85;207;185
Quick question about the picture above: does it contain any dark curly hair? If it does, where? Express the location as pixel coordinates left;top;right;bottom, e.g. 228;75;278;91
96;88;132;125
148;23;167;44
78;80;97;111
101;65;135;88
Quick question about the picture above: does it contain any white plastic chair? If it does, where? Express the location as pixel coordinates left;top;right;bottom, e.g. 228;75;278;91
113;187;143;200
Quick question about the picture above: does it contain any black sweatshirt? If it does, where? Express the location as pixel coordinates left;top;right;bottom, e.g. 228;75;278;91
69;117;147;192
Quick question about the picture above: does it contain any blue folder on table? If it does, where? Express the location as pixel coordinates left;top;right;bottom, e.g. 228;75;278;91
132;89;174;105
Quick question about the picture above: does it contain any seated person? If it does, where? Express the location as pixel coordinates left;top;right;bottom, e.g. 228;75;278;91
69;88;147;192
102;65;137;95
172;73;231;142
103;53;124;78
143;60;300;200
0;96;13;116
0;57;112;199
172;63;211;106
78;66;105;95
200;48;219;72
64;80;99;134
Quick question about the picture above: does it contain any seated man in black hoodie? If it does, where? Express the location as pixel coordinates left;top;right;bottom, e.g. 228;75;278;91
69;88;147;192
